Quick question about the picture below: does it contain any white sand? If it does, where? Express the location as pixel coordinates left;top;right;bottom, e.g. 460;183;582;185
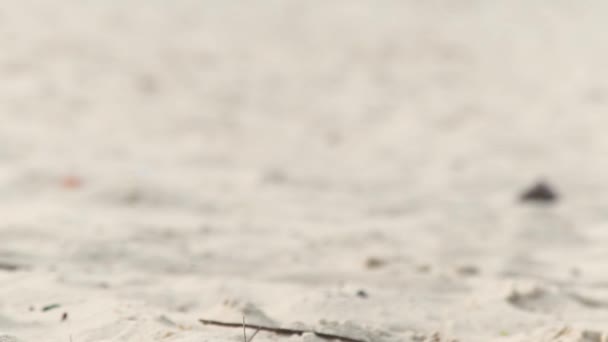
1;1;608;341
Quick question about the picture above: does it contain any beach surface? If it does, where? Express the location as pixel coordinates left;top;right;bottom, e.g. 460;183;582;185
1;1;608;341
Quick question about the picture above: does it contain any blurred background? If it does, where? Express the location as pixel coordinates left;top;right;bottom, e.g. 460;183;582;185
2;1;608;341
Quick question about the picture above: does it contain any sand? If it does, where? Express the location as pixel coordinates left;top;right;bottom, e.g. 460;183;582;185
1;1;608;341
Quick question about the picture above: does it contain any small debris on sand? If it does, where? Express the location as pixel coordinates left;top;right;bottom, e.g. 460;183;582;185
364;257;387;270
0;262;21;272
41;304;61;312
520;180;558;203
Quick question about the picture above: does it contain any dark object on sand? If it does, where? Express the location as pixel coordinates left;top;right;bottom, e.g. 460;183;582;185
41;304;61;312
61;312;68;321
364;257;387;270
0;262;21;272
356;290;368;298
520;181;558;203
199;318;366;342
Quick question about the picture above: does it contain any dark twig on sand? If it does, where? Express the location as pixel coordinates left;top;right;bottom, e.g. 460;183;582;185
247;328;260;342
42;304;61;312
199;318;368;342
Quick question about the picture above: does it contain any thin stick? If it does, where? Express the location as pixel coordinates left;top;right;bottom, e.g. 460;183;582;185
199;318;367;342
247;328;261;342
242;316;247;342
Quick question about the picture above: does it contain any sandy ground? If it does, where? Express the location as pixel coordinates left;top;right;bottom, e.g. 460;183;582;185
2;1;608;341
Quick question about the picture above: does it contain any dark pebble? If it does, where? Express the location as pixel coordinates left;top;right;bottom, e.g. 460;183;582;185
520;181;558;203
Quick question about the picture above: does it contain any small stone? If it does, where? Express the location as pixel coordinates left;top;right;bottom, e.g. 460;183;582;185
520;180;558;203
356;290;368;298
365;257;387;270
